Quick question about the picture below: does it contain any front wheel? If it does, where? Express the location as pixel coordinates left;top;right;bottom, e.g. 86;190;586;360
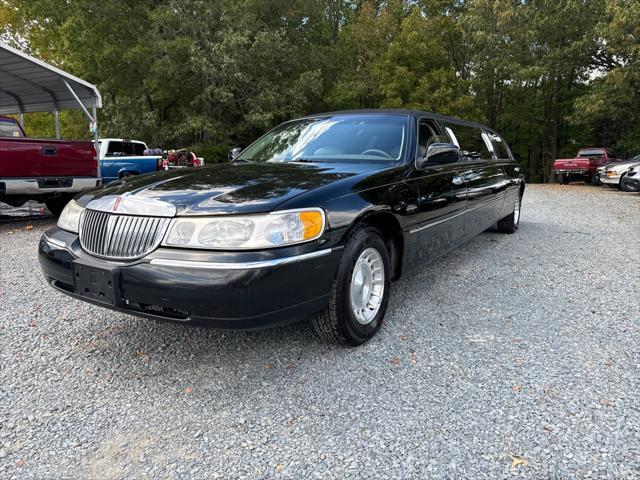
312;225;391;346
497;193;521;234
620;174;634;192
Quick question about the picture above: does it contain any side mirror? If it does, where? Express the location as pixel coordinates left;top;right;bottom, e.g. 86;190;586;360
416;143;460;169
228;147;242;161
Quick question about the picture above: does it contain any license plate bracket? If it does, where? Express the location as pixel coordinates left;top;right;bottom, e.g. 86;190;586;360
72;261;120;305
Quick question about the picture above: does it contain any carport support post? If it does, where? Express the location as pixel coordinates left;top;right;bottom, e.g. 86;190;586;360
53;110;60;139
19;112;24;128
91;102;100;179
63;79;101;179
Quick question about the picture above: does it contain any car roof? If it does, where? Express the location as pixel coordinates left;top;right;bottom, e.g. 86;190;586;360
304;109;495;133
100;138;146;144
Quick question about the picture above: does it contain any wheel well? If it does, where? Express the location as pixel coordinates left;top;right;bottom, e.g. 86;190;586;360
356;211;404;281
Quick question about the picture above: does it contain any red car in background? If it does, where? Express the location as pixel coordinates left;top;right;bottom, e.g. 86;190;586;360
0;116;98;216
553;148;616;185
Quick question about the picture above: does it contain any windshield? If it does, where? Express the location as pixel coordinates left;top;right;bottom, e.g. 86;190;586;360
578;149;605;158
0;118;24;138
236;114;408;163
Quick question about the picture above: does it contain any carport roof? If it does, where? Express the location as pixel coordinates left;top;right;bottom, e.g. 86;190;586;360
0;42;102;115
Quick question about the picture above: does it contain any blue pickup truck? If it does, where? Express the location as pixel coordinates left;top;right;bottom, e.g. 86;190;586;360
98;138;163;183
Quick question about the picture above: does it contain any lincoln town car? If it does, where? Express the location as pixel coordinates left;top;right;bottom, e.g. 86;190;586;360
39;110;525;346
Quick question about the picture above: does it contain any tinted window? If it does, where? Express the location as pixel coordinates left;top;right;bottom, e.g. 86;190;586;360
578;149;605;158
417;120;456;165
443;123;491;162
486;132;511;160
131;142;146;155
237;114;408;163
106;141;146;156
0;118;24;138
106;141;124;157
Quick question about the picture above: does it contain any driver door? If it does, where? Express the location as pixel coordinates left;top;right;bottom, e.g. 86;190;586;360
409;118;467;264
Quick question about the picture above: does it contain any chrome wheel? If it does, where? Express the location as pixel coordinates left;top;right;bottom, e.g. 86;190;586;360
350;247;385;325
514;195;521;225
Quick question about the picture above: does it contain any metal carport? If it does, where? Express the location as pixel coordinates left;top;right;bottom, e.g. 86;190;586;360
0;41;102;176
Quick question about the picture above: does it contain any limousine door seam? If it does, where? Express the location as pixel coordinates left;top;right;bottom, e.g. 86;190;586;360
408;195;503;234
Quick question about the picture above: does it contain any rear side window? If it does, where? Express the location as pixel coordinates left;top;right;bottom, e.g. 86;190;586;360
486;132;512;160
131;142;146;156
0;118;24;138
442;123;492;162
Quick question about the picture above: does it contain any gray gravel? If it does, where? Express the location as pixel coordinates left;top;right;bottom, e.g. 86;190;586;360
1;184;639;479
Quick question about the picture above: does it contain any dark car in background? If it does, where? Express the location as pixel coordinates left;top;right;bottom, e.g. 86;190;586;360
39;110;524;346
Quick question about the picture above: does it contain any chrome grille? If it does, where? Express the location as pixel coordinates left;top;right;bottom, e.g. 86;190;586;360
79;210;170;260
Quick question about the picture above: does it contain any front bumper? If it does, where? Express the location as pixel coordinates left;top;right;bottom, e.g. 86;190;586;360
39;227;342;329
600;174;621;185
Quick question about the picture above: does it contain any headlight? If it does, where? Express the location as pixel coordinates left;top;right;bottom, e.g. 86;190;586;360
163;208;326;250
57;199;85;233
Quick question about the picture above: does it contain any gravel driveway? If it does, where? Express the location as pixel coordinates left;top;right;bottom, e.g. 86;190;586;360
1;184;639;479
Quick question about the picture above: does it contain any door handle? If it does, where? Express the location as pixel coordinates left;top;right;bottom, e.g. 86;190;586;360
41;147;57;156
452;176;464;186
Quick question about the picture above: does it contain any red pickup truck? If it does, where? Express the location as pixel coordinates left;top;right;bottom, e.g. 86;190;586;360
553;148;616;185
0;115;99;216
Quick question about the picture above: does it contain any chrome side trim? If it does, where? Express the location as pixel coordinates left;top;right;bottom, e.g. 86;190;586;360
409;196;503;234
149;248;333;270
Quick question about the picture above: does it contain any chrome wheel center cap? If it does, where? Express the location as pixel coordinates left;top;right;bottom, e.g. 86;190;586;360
350;247;385;325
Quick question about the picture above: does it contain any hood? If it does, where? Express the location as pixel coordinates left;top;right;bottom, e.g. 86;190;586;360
606;159;640;170
78;161;385;216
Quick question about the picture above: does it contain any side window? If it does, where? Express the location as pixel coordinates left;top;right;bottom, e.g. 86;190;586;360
443;123;492;162
106;141;124;157
486;132;512;160
417;119;454;165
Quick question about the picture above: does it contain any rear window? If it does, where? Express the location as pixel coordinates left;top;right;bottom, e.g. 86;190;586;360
578;149;605;158
0;118;24;138
106;141;146;157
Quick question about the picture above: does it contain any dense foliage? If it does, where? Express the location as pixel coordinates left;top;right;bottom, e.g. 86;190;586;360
2;0;639;181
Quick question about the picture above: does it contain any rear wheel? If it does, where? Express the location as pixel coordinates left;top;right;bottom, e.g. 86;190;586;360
44;195;72;217
497;193;521;234
557;173;569;185
312;225;391;346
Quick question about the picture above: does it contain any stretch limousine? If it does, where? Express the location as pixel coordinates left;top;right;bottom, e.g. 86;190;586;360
39;110;525;346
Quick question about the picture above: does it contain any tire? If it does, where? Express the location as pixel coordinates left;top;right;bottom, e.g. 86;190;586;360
620;174;634;192
497;192;521;234
591;173;601;186
44;195;72;217
312;225;391;346
557;173;569;185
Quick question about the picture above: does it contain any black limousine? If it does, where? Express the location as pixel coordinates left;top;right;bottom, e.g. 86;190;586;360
39;110;524;346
